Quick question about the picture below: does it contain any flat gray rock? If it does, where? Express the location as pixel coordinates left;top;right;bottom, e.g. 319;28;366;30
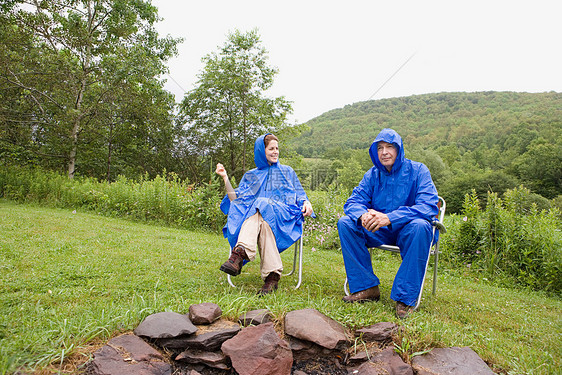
348;349;381;364
238;309;272;326
158;319;240;351
134;312;197;339
412;347;495;375
356;322;399;342
176;348;229;370
352;347;413;375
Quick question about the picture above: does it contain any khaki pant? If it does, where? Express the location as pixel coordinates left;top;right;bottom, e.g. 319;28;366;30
237;212;283;280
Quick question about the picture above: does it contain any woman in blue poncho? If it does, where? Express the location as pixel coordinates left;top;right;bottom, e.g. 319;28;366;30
216;134;314;295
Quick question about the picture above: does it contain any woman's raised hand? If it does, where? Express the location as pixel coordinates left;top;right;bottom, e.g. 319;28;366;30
215;163;227;179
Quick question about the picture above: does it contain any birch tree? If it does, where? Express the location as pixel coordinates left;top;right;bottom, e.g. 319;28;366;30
0;0;179;179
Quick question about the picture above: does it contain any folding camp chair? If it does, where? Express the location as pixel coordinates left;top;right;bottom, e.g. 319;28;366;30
344;196;446;310
226;231;305;290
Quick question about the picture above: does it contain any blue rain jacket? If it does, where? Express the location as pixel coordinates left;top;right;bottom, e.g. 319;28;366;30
220;134;314;251
344;128;438;229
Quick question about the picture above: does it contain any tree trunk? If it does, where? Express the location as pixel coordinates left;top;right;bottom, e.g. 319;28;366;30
67;84;85;179
242;89;247;172
67;0;92;179
106;121;114;181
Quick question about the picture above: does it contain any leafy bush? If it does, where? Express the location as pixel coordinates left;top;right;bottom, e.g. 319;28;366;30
439;170;521;214
0;165;225;232
304;188;346;251
3;165;561;295
441;187;562;295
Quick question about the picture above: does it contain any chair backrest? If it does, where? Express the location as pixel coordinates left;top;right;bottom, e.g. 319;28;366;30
437;196;446;221
432;196;447;235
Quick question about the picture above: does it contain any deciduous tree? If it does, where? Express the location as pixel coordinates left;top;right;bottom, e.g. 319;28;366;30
0;0;180;179
178;29;292;182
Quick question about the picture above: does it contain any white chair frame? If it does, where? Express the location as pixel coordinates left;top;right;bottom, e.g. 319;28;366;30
226;233;304;290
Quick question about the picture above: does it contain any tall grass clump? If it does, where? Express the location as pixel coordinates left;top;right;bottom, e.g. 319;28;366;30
441;187;562;295
0;165;224;232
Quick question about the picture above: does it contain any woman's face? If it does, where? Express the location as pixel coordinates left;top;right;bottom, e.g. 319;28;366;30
265;140;279;164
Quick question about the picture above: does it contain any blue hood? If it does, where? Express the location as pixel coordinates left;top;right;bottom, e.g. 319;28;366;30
369;128;405;174
254;134;277;169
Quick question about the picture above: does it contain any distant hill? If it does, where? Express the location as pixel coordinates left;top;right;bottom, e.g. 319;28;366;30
290;91;562;157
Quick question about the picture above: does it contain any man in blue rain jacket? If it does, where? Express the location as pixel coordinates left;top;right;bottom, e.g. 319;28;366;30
338;128;438;318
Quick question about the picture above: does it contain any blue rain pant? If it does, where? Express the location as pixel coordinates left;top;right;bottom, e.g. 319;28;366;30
338;215;433;306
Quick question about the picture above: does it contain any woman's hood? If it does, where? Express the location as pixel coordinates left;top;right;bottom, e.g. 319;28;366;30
254;133;276;169
368;128;405;173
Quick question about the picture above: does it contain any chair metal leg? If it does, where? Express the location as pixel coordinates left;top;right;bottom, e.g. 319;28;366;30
283;241;298;277
283;238;303;289
226;247;236;288
295;237;303;289
432;242;439;295
226;235;304;290
413;226;438;310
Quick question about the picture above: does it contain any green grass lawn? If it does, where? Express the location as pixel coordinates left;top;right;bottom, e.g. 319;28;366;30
0;199;560;374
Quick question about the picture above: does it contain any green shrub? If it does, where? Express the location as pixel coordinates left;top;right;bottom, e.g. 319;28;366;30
304;188;346;251
441;187;562;295
3;165;560;295
0;165;225;232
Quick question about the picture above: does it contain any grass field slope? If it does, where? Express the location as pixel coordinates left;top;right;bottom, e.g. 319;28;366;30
0;200;560;374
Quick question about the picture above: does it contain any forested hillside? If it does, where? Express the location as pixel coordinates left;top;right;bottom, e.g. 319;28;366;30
292;91;560;157
289;91;561;212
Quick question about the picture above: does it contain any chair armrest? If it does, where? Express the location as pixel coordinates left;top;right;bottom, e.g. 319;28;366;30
432;220;447;234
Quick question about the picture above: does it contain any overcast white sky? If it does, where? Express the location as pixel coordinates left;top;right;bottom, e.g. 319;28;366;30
151;0;561;124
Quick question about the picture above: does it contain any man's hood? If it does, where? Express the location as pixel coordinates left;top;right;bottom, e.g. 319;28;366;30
368;128;405;173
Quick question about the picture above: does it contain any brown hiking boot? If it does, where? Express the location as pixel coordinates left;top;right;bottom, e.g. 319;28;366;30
396;301;413;319
342;285;380;303
257;272;280;296
220;246;248;276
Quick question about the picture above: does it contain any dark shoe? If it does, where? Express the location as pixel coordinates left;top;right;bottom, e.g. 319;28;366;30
257;272;280;296
396;301;413;319
342;285;380;303
220;246;248;276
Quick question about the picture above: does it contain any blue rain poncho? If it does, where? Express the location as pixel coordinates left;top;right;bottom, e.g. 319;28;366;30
339;128;439;304
344;128;438;229
220;134;314;251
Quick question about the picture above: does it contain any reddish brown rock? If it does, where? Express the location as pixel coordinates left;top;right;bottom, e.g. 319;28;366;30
284;308;349;350
412;347;495;375
189;303;222;325
221;322;293;375
89;334;170;375
356;322;399;342
351;347;413;375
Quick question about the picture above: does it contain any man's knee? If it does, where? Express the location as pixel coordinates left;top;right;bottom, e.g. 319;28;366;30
405;218;432;232
400;219;433;244
337;215;356;233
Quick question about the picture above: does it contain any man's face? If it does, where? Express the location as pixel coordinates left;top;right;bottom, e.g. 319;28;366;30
377;141;397;171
